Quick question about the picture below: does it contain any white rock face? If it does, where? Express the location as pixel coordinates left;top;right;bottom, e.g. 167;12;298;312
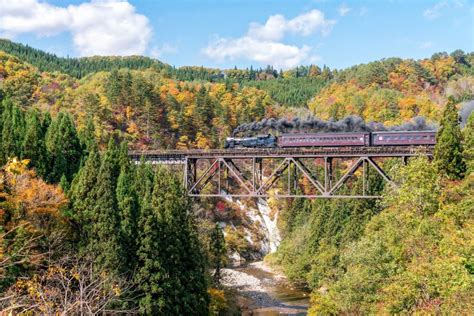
219;190;281;257
256;198;281;253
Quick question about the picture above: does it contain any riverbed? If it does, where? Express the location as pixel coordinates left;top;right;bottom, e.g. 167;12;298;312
221;261;310;315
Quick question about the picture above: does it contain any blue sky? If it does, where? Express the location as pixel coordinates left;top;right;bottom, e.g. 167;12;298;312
0;0;472;70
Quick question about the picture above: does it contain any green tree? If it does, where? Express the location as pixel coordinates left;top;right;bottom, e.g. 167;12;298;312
68;148;101;247
434;98;466;180
134;157;154;201
209;223;227;284
88;139;123;273
136;168;209;314
116;142;139;270
45;112;82;183
78;116;97;160
463;112;474;174
135;190;166;314
22;109;47;177
2;98;25;161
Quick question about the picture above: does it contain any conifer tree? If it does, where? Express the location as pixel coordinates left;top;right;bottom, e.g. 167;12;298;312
22;109;47;177
68;148;101;246
136;168;209;314
152;168;209;314
78;116;97;161
136;190;166;314
434;98;466;180
88;139;123;273
116;142;139;270
134;157;154;201
2;99;25;161
463;112;474;174
41;111;51;135
45;112;82;183
209;223;226;284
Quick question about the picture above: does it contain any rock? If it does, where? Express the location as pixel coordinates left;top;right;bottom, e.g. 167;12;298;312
229;251;246;267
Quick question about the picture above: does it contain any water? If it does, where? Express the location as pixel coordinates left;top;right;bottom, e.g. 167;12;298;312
233;263;310;315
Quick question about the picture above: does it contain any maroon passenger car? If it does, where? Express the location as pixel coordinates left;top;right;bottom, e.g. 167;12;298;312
371;131;436;146
278;132;371;147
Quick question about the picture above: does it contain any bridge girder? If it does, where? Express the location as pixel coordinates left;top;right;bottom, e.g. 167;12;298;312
184;155;395;198
131;146;433;199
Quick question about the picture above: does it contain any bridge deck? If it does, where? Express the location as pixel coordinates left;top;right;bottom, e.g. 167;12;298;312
129;145;433;162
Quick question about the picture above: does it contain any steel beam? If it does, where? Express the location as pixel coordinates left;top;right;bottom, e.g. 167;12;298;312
165;146;429;198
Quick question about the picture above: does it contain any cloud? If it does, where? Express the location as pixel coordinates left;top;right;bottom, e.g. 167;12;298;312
338;3;351;16
423;0;465;19
0;0;152;56
203;10;335;69
423;1;448;19
203;36;314;70
150;43;178;59
419;41;434;49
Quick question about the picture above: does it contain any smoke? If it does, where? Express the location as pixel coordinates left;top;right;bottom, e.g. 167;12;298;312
232;115;437;136
460;100;474;127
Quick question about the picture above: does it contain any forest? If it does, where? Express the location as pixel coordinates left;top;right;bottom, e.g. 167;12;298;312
0;39;473;314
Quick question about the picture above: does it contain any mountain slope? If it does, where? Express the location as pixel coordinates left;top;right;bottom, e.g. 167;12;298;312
0;39;167;78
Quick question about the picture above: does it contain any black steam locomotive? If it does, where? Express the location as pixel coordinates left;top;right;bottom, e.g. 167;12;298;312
224;131;436;149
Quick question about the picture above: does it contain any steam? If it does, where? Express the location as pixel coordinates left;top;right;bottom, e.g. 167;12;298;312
232;115;437;136
460;100;474;127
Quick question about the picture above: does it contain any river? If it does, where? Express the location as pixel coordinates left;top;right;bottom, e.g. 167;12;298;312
221;261;310;315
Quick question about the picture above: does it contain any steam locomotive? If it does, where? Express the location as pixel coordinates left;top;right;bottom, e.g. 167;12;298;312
224;131;436;149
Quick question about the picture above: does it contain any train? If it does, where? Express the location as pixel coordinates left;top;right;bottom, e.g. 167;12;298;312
224;131;436;149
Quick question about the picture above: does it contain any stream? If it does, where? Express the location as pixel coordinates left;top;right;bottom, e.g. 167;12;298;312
222;261;310;315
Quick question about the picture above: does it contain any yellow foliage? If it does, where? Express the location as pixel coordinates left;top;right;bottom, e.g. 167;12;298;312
208;288;228;314
195;132;210;149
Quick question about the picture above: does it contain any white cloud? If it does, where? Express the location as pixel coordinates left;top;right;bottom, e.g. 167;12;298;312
248;10;335;41
203;36;314;70
0;0;152;56
150;43;178;59
203;10;335;69
338;3;351;16
423;1;448;19
419;41;434;49
423;0;464;19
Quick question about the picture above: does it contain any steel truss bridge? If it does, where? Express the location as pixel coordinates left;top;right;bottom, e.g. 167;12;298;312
129;146;433;199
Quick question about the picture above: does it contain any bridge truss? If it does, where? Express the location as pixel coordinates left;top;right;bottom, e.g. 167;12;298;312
130;146;433;199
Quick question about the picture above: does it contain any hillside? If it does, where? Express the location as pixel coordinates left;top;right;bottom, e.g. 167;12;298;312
0;40;473;314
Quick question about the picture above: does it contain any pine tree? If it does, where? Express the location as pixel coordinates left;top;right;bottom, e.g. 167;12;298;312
78;116;97;161
116;142;139;270
41;111;51;135
152;168;209;314
463;112;474;174
68;148;101;247
2;99;25;161
136;168;209;314
22;109;47;177
136;190;167;314
209;223;226;284
88;139;123;273
134;157;154;201
45;112;82;183
434;98;466;180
